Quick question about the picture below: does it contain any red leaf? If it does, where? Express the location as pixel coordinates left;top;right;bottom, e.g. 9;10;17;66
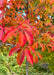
0;0;3;6
0;30;3;40
24;30;33;45
39;43;45;52
9;45;20;56
19;31;27;47
5;26;15;33
0;25;4;40
52;45;54;51
2;28;18;43
25;49;33;65
17;50;25;66
28;46;35;54
33;55;38;63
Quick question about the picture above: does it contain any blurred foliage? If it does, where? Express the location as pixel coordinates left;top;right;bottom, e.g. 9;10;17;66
40;50;54;73
0;46;54;75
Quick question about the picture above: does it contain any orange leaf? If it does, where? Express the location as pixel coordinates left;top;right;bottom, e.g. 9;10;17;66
22;23;32;31
19;31;27;47
24;30;33;45
47;43;52;47
28;46;35;54
35;42;38;49
47;47;51;53
25;49;33;65
38;53;42;60
17;50;25;66
33;55;38;63
17;4;20;9
32;26;39;35
36;52;43;60
21;5;24;9
39;43;45;52
50;0;54;4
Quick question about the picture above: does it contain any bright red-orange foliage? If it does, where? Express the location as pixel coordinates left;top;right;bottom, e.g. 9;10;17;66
0;0;54;65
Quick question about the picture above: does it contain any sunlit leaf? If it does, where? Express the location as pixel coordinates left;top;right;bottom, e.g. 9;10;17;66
25;49;33;65
9;45;20;56
19;31;27;47
24;30;33;45
17;49;25;65
2;28;18;43
36;52;43;60
33;55;38;63
52;45;54;51
28;46;35;54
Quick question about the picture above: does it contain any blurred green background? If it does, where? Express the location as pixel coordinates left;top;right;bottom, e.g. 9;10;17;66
0;46;54;75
